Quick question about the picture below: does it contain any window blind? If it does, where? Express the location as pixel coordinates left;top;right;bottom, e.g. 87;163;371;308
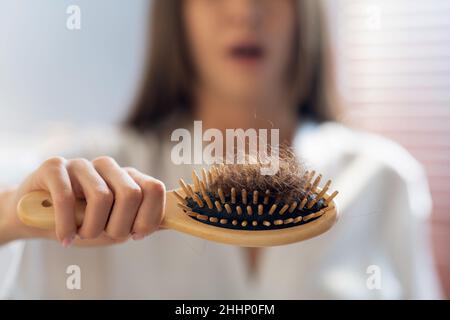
334;0;450;297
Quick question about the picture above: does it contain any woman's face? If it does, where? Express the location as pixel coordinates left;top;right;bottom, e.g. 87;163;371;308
183;0;297;103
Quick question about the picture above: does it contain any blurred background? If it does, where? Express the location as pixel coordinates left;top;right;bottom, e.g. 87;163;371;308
0;0;449;297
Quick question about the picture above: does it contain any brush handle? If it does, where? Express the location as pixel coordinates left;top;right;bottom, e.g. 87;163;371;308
17;191;87;230
17;191;173;230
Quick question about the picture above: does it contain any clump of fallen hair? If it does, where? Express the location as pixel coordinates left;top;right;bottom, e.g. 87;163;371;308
209;145;308;203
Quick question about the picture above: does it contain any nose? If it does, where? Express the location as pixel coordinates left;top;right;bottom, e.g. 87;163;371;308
224;0;263;30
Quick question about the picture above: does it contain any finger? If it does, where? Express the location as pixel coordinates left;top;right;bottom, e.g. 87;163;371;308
36;157;76;246
125;168;166;240
92;157;142;240
67;159;114;239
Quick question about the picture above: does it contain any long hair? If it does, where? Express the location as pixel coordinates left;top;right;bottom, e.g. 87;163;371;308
126;0;338;132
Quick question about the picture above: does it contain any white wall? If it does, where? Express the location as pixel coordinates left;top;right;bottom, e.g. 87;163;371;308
0;0;150;131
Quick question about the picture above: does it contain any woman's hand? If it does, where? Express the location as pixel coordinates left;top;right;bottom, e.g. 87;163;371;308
0;156;166;247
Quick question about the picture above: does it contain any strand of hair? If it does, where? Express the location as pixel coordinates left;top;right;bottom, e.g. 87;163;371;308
275;194;282;204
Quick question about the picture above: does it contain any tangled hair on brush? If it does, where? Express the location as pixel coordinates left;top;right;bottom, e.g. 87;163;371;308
209;145;308;203
176;145;338;230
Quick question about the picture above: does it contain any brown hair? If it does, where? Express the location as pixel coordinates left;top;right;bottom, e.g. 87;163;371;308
209;145;309;204
126;0;338;132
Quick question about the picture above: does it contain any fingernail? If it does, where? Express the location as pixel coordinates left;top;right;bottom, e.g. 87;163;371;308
132;233;145;241
62;234;76;248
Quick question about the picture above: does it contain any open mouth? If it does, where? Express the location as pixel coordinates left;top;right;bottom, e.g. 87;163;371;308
229;44;265;63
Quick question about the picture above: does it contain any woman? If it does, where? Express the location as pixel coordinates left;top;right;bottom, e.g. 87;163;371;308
0;0;441;298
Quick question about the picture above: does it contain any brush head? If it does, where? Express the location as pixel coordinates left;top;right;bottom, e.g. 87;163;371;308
175;148;338;232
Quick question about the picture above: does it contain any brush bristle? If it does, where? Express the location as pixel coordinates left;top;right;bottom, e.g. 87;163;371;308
176;148;338;230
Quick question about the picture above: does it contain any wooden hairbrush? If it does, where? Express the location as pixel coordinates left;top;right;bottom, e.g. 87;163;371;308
17;156;339;247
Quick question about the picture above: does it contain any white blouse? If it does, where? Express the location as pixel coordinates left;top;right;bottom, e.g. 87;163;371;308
0;121;443;299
